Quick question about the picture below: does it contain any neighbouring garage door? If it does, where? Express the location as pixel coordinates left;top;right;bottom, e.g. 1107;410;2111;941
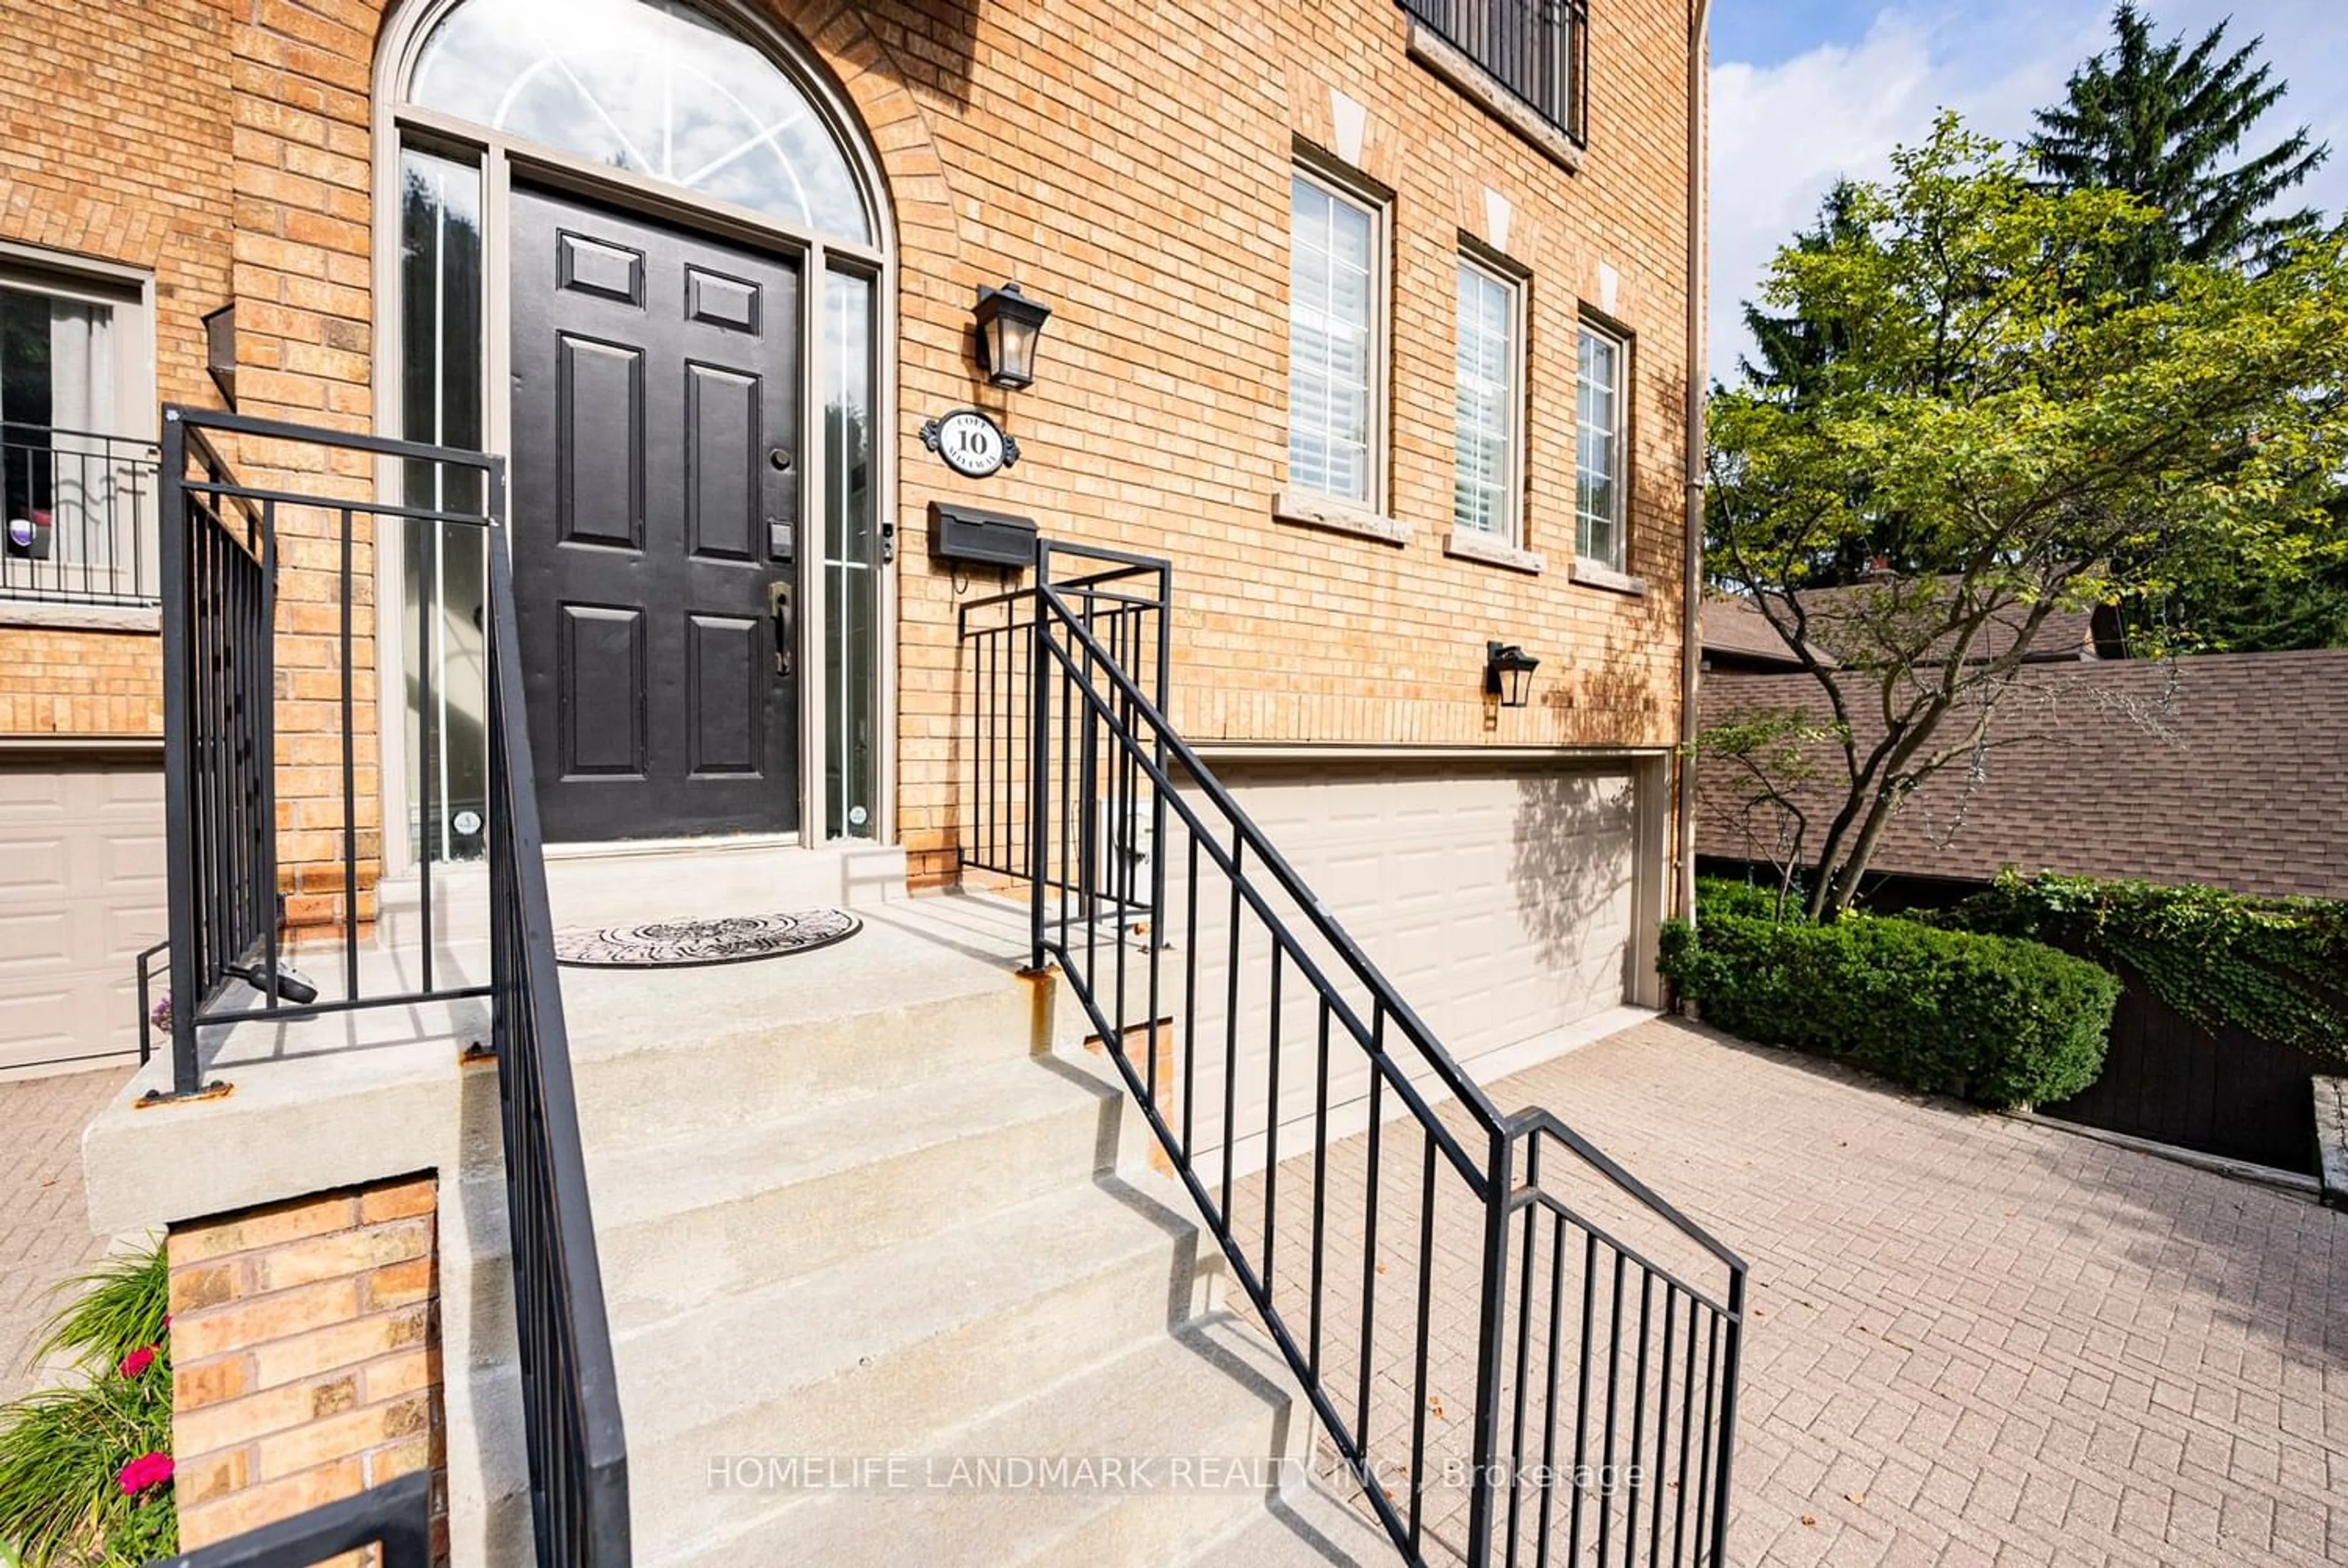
1167;759;1645;1169
0;757;166;1078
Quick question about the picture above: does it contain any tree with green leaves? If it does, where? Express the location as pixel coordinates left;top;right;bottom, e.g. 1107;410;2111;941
1705;116;2348;921
1736;180;1866;396
2031;2;2330;295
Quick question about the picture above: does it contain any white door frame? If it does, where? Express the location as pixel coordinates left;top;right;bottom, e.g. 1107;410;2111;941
367;0;898;877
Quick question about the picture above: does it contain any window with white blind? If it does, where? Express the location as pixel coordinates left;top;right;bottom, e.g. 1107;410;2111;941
1575;321;1628;570
1453;256;1523;540
1288;167;1385;510
0;251;155;605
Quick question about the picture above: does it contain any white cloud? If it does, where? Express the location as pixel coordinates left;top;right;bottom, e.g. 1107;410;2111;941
1709;0;2348;381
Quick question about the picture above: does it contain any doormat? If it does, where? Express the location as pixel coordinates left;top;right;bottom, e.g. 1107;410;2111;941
553;909;861;969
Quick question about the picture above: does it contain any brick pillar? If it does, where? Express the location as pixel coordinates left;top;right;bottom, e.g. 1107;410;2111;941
167;1174;446;1562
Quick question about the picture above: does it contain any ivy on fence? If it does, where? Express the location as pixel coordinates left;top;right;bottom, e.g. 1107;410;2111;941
1929;871;2348;1066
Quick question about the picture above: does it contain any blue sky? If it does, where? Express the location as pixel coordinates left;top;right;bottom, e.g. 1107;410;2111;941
1710;0;2348;376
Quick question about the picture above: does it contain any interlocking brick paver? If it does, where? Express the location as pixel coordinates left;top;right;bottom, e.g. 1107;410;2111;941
1234;1018;2347;1566
0;1066;133;1401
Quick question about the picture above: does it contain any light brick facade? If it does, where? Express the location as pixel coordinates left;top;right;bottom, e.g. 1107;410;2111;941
0;0;233;744
1;0;1697;907
167;1173;446;1563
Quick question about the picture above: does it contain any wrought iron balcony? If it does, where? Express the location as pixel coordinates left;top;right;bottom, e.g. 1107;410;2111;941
1401;0;1590;144
1;422;161;608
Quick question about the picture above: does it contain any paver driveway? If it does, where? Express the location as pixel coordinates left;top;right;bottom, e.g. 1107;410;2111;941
0;1066;133;1402
1233;1018;2347;1567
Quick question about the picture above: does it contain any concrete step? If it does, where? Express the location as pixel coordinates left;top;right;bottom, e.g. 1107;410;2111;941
1180;1468;1399;1567
654;1313;1307;1568
618;1177;1219;1555
560;914;1054;1140
446;1049;1140;1360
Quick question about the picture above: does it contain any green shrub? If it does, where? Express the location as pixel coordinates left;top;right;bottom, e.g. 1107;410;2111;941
0;1246;175;1567
1930;872;2348;1065
1694;877;1793;922
1661;910;2120;1108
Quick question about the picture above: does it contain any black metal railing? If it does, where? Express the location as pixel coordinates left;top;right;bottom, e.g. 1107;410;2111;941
1402;0;1589;144
962;540;1743;1566
154;406;629;1566
485;492;633;1566
156;407;493;1094
149;1472;432;1567
1;423;160;605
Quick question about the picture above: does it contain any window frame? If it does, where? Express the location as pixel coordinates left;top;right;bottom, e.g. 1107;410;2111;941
1450;245;1528;547
0;243;157;440
1573;315;1632;575
1283;154;1393;521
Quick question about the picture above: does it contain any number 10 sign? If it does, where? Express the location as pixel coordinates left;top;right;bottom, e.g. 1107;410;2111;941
921;408;1021;479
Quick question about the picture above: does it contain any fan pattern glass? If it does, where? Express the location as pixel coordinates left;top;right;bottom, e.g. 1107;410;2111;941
410;0;870;244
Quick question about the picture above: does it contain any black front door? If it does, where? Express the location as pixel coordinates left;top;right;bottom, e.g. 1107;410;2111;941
509;186;800;841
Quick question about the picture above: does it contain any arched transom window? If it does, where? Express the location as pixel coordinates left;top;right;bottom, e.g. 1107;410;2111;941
409;0;871;243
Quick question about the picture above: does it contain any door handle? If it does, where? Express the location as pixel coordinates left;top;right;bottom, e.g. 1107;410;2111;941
770;580;794;679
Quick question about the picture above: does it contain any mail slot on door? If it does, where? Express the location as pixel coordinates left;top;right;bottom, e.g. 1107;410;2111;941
928;500;1036;570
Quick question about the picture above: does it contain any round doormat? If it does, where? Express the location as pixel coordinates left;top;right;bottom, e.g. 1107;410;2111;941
553;908;861;970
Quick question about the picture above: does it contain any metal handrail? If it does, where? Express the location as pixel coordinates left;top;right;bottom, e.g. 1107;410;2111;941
152;405;629;1565
991;537;1746;1567
486;521;633;1566
146;1472;432;1568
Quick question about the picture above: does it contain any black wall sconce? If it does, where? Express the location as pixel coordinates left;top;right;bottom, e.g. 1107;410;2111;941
1485;641;1539;708
202;303;237;408
973;282;1052;390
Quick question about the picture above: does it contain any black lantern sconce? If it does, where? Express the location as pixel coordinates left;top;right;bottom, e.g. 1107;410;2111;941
1485;641;1539;709
972;282;1052;391
202;303;237;408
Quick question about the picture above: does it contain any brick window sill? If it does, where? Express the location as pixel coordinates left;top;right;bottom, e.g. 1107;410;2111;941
1272;491;1412;547
0;600;161;632
1444;528;1545;575
1570;559;1647;596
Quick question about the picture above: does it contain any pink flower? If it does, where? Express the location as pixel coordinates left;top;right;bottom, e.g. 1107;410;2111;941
117;1451;174;1496
118;1345;157;1378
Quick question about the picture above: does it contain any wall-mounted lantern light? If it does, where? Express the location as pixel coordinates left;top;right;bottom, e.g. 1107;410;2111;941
1485;641;1539;709
202;304;237;408
973;282;1052;391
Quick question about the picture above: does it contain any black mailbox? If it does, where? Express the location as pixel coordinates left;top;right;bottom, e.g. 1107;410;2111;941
929;500;1037;570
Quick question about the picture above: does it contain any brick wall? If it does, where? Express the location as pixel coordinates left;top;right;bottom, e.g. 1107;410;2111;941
0;0;232;745
6;0;1699;902
0;626;164;736
168;1174;446;1562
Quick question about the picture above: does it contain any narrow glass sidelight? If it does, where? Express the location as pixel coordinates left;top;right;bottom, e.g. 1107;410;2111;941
399;147;490;864
822;267;877;840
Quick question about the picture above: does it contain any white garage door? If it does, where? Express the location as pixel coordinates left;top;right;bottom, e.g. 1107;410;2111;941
1164;760;1644;1172
0;758;166;1078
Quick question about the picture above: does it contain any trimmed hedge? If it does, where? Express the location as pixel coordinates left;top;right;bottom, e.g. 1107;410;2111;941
1693;877;1791;922
1660;909;2121;1108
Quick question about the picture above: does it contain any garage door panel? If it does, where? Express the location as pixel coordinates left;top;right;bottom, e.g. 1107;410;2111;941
1170;761;1642;1181
1;760;164;1076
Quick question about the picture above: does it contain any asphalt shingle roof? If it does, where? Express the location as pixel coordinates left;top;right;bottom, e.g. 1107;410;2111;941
1696;649;2348;901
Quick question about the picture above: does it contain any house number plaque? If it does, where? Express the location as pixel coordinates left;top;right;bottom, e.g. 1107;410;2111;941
921;408;1020;479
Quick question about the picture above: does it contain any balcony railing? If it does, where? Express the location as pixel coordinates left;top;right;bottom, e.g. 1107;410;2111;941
1;422;161;606
1402;0;1589;144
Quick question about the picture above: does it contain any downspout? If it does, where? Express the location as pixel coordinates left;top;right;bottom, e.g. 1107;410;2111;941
1674;0;1712;935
